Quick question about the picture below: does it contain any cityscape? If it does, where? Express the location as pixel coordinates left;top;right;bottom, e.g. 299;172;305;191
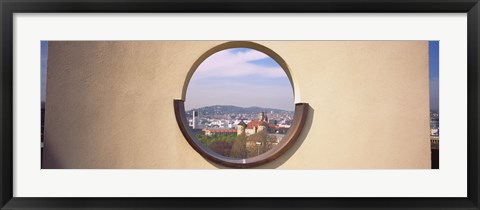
430;110;440;169
183;47;295;158
184;105;294;158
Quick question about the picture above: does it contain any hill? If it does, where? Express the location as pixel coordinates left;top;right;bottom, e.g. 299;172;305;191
185;105;293;116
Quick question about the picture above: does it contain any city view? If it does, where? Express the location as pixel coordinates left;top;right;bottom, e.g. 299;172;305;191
185;105;294;158
184;48;295;158
429;41;440;169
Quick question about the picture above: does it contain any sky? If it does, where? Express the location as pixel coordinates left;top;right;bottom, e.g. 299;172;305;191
184;48;295;111
41;41;48;102
429;41;440;112
40;42;440;112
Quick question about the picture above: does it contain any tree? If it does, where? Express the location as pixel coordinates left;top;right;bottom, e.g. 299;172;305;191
209;140;233;157
245;131;277;157
230;133;248;158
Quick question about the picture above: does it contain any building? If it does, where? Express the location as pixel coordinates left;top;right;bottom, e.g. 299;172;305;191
430;111;439;169
43;41;431;169
203;128;237;136
237;120;247;135
192;110;199;129
235;112;283;136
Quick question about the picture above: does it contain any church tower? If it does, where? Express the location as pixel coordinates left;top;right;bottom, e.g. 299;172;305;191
258;111;268;121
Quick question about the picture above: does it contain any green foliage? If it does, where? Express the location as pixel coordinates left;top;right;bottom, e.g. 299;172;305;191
195;132;278;159
195;133;237;157
196;133;236;146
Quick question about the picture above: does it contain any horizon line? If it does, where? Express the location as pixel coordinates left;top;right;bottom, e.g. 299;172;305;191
185;104;295;112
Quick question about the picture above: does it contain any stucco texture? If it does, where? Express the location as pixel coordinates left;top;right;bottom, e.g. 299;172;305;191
43;41;430;169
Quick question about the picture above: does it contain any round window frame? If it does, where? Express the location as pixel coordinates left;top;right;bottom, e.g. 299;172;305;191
174;41;308;168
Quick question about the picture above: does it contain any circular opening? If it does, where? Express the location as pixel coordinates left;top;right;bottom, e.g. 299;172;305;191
175;42;308;168
185;47;295;159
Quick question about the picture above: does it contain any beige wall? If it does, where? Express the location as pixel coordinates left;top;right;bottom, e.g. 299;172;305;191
43;41;430;169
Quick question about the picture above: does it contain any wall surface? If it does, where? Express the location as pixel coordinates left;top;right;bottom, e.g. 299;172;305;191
43;41;430;169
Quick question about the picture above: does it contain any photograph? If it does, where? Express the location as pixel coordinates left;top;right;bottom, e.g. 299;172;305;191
40;41;439;169
1;1;478;208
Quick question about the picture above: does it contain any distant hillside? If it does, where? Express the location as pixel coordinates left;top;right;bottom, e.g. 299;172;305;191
185;105;293;116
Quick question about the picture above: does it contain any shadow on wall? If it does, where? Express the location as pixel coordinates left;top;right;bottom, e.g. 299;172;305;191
42;130;63;169
208;105;315;169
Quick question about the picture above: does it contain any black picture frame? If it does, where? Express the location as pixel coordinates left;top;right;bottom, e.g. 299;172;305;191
1;0;479;209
